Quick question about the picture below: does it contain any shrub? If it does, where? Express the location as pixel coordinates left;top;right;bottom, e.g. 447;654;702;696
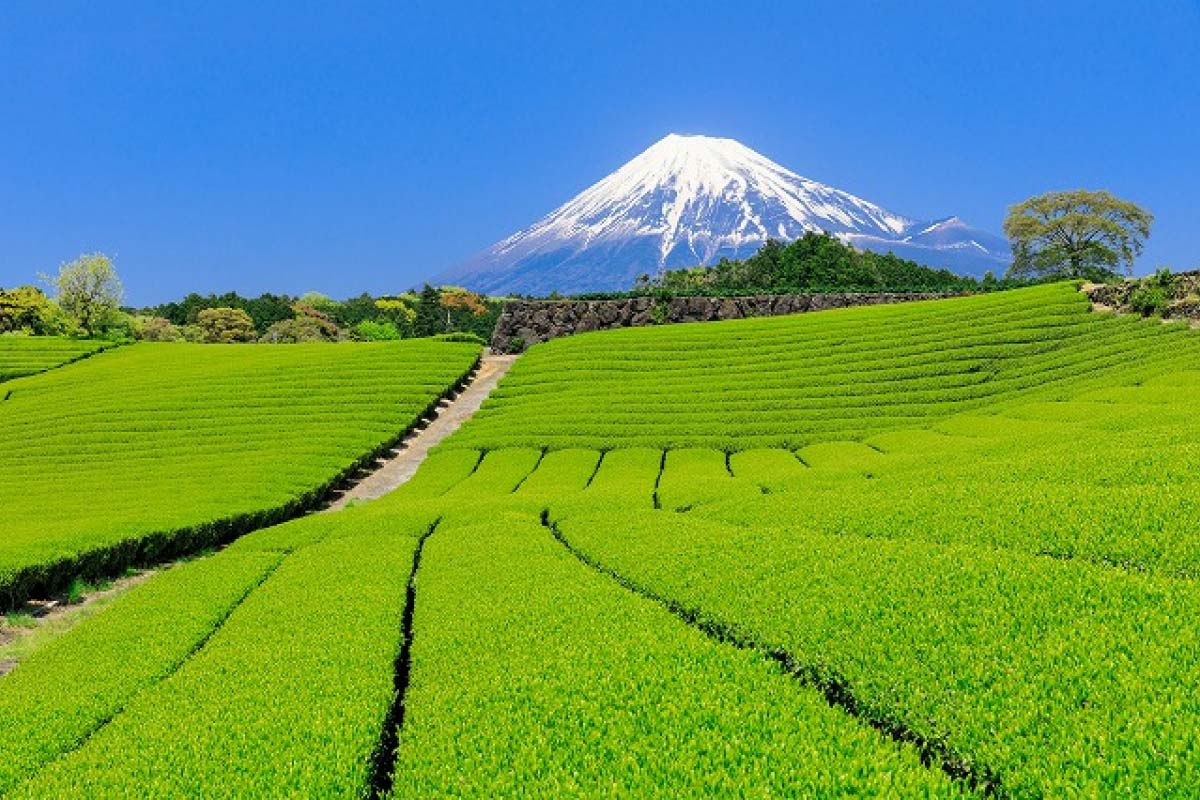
259;316;341;343
352;320;402;341
196;308;256;343
139;317;182;342
1129;286;1169;317
432;331;487;345
0;286;74;336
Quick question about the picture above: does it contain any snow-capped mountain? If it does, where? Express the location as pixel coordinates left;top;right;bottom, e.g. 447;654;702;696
439;134;1009;295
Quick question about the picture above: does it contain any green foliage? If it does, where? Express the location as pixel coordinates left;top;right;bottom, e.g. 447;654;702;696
64;578;87;605
649;299;668;324
1004;189;1153;280
1129;285;1169;316
195;307;256;343
0;286;73;336
431;331;486;345
137;316;183;342
47;253;124;338
412;284;444;337
353;319;403;341
142;287;500;341
149;292;297;333
13;519;426;798
0;339;481;606
0;551;282;796
2;612;37;630
390;509;959;797
636;232;985;295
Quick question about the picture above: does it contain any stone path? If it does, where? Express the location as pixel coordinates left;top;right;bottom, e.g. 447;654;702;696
324;353;518;510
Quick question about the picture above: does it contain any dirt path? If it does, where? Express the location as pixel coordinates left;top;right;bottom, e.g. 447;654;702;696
0;352;516;676
324;353;518;510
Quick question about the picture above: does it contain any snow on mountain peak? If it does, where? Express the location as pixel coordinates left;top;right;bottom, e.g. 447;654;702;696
497;132;915;264
440;134;1009;295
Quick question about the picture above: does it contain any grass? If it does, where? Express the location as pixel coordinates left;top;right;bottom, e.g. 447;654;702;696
0;339;480;608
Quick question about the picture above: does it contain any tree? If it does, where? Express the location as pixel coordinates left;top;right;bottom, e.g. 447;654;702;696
195;307;257;343
412;284;443;337
352;320;402;341
373;297;418;332
438;287;487;330
138;316;182;342
49;253;123;337
0;286;72;335
1003;190;1153;281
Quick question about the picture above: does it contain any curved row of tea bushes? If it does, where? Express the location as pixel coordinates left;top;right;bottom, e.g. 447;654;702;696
667;367;1200;578
552;503;1200;797
388;511;963;797
0;337;112;383
0;494;442;798
0;551;284;796
15;525;426;798
447;284;1200;451
0;339;480;607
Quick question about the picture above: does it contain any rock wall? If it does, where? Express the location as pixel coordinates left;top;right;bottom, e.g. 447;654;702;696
1083;272;1200;321
490;292;953;352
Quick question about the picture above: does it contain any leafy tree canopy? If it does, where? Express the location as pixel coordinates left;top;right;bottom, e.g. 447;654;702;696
1003;190;1153;281
47;253;123;337
630;232;990;296
195;307;257;343
0;286;73;335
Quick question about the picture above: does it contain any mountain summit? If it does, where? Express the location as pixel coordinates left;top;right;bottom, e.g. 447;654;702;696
440;134;1009;295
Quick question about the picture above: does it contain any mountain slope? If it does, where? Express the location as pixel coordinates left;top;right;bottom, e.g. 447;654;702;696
440;134;1009;295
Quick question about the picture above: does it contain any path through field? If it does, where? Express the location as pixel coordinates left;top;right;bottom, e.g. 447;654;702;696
324;353;518;510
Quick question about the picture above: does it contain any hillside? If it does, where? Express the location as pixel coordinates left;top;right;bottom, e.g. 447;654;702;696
4;286;1200;795
0;340;480;606
450;283;1192;450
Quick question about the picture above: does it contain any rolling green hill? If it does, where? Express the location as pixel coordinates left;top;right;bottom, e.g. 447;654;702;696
0;340;479;606
450;283;1196;450
4;285;1200;796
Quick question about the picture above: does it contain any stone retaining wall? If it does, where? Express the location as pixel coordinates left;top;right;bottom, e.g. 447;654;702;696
491;292;954;352
1083;272;1200;321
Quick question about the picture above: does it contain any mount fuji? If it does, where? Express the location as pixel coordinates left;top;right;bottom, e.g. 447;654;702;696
439;134;1009;296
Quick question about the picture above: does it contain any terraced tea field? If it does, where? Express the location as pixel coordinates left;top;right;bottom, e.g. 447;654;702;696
0;339;480;606
3;283;1200;797
0;337;112;383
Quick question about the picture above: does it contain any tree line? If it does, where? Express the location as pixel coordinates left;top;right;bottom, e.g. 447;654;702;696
1;254;500;343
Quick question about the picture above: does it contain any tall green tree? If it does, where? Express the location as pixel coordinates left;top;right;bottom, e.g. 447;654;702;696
48;253;123;337
1003;190;1153;280
412;284;443;337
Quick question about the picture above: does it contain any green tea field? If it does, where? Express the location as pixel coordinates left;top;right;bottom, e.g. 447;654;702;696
0;337;113;383
0;339;480;606
3;284;1199;797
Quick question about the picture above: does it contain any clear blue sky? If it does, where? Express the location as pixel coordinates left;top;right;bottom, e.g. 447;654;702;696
2;1;1196;305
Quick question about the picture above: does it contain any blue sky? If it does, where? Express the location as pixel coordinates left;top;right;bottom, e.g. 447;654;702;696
2;1;1196;305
